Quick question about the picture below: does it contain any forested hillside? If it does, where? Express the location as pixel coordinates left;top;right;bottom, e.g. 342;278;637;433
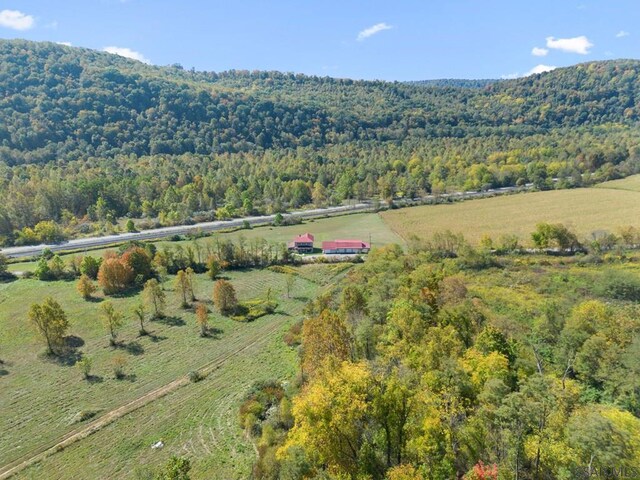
1;39;640;246
2;39;640;163
245;239;640;479
408;79;498;88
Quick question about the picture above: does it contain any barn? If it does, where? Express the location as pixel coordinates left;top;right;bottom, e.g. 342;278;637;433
321;239;370;255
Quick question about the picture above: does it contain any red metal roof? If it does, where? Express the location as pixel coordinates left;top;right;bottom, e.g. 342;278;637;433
322;239;370;250
293;233;315;243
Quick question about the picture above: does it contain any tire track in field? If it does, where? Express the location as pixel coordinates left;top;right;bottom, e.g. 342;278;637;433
0;315;288;480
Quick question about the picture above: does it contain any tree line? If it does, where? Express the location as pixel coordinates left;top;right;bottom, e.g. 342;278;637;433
2;127;640;246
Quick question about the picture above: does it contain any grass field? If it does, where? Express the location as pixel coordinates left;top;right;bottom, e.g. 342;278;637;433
594;173;640;192
8;212;402;274
0;263;349;478
381;184;640;244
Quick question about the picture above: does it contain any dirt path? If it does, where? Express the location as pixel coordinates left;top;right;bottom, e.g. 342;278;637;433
0;320;283;480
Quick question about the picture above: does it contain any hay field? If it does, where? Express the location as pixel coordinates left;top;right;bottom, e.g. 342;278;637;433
595;173;640;192
381;186;640;244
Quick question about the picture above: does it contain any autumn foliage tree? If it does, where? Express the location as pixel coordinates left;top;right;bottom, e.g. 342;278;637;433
213;279;237;316
80;255;101;279
207;256;221;280
301;309;351;379
185;267;196;302
279;362;373;477
195;302;209;337
133;303;147;335
120;246;153;281
97;257;133;295
464;461;499;480
76;274;96;300
176;270;190;308
111;354;127;379
144;278;166;319
100;301;124;346
29;296;69;355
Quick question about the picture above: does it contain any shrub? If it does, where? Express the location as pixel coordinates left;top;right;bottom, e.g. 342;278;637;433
595;269;640;302
284;320;303;347
80;255;101;279
34;257;52;281
111;354;127;379
213;279;238;316
76;357;92;379
456;246;501;271
77;274;96;299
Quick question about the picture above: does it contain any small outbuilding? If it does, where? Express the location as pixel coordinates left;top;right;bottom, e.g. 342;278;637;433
322;239;370;255
288;233;315;253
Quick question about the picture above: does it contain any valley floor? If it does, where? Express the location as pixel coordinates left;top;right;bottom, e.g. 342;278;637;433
381;183;640;243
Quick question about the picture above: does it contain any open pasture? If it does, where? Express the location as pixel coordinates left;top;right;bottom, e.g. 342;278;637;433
595;173;640;192
0;263;349;478
381;186;640;244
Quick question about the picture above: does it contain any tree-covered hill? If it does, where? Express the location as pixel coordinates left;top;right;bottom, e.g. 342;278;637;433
1;39;640;165
1;39;640;246
407;78;498;88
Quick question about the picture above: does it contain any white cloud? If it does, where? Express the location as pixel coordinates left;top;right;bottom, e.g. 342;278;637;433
103;46;151;64
0;9;35;30
527;64;557;75
56;41;72;47
616;30;629;38
546;35;593;54
531;47;548;57
357;22;393;41
501;64;557;79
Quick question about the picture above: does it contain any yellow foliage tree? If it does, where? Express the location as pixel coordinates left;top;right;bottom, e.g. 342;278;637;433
195;302;209;337
278;362;373;477
76;273;96;300
461;348;510;391
301;309;351;378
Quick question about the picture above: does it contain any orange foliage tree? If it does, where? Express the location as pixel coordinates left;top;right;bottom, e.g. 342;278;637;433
97;257;134;295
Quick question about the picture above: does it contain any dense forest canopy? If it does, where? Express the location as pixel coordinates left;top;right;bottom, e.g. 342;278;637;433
245;240;640;479
0;39;640;246
407;79;499;88
2;39;640;163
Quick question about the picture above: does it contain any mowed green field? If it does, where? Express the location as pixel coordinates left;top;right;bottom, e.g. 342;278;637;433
0;263;348;478
381;183;640;244
7;212;402;274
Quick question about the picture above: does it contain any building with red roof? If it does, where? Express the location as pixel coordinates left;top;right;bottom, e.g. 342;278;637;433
287;233;315;253
322;239;370;255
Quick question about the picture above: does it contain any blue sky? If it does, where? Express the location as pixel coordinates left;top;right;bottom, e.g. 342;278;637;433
1;1;638;80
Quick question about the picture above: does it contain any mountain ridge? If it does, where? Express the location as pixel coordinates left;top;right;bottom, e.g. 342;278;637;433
1;39;640;165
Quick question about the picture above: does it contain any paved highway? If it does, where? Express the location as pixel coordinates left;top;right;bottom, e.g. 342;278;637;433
0;203;375;259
